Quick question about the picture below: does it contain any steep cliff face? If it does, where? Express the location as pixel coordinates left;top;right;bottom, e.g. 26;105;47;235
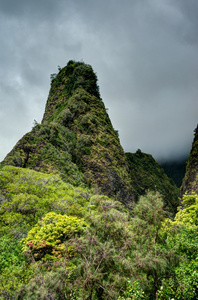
181;124;198;196
126;150;179;214
2;61;135;205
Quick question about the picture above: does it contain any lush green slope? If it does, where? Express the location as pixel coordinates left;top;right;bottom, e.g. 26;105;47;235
181;125;198;196
125;150;179;214
0;165;196;299
2;61;135;205
0;165;128;298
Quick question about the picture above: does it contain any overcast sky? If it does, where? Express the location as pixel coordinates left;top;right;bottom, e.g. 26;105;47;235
0;0;198;162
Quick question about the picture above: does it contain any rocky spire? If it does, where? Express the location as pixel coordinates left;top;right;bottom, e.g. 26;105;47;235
2;61;135;205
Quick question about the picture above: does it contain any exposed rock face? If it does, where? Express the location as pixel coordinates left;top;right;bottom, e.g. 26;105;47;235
2;61;135;205
181;124;198;196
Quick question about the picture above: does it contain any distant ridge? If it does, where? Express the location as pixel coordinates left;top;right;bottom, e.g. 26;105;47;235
160;158;186;187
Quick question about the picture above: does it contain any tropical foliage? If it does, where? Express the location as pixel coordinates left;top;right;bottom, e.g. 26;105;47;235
158;193;198;299
0;165;197;299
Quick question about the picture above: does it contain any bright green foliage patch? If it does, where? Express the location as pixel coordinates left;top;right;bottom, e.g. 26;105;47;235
0;235;32;299
22;212;87;260
118;279;146;300
0;165;92;236
158;193;198;299
0;235;24;271
0;165;92;297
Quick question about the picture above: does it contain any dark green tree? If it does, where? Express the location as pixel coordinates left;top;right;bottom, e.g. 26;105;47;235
129;192;170;299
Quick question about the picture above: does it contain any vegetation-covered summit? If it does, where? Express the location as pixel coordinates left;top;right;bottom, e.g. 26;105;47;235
2;61;134;205
2;60;179;211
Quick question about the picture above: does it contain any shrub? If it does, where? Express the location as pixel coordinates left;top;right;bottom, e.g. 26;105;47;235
22;212;87;261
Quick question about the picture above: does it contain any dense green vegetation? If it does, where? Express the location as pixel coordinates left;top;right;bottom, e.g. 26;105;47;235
1;61;195;299
126;150;179;214
158;193;198;299
0;165;197;299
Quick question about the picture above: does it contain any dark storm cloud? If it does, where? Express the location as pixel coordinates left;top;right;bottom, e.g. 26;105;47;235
0;0;198;161
0;0;64;19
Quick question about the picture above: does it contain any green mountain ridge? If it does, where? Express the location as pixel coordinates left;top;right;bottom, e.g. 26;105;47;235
2;60;178;212
181;124;198;196
126;150;179;213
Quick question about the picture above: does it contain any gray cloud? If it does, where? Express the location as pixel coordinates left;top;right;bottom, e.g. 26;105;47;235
0;0;198;162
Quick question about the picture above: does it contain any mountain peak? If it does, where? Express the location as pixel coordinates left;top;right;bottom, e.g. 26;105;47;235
2;61;135;205
42;61;100;123
1;60;179;212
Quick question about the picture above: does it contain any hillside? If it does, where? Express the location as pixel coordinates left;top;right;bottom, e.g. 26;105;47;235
0;165;129;298
181;124;198;196
0;165;196;299
125;150;179;214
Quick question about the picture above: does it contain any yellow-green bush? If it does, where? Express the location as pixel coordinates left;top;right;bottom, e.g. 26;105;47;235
22;212;87;260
